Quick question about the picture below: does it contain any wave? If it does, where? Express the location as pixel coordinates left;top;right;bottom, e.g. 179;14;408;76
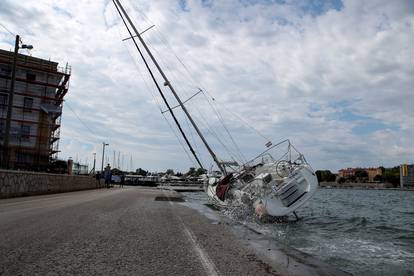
396;235;414;241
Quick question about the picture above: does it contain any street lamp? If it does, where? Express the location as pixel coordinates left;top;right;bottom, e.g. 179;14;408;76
2;35;33;168
21;44;33;50
101;142;109;173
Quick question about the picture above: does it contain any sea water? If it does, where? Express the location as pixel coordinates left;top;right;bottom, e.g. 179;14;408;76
182;189;414;275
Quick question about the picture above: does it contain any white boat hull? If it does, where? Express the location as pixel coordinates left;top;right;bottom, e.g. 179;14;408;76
206;164;318;217
256;165;318;216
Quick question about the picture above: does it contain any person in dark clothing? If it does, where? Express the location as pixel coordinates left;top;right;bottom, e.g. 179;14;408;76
120;174;125;188
95;172;101;188
104;164;112;188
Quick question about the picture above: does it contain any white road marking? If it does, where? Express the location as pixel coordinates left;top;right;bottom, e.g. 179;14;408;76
164;192;219;276
181;221;219;276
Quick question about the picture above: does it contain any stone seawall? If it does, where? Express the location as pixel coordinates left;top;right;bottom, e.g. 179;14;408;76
0;169;99;198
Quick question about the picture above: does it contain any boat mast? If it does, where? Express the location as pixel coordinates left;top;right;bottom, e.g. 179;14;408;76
113;0;226;174
112;0;204;169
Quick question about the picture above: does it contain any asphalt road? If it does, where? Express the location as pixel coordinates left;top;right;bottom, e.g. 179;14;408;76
0;187;281;275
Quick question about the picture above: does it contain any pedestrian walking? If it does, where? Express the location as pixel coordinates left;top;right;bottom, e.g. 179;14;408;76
120;174;125;188
104;164;112;188
95;172;101;188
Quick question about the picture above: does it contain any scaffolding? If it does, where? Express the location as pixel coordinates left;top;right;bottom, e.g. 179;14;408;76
0;49;71;171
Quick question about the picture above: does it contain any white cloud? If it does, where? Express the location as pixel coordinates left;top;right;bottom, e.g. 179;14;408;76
1;0;413;172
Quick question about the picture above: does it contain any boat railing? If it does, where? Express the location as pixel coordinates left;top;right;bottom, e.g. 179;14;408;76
243;139;310;173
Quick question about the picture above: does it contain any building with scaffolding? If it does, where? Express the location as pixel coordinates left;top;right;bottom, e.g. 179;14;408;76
0;49;71;171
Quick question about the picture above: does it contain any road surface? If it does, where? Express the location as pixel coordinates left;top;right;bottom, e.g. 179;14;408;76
0;187;280;275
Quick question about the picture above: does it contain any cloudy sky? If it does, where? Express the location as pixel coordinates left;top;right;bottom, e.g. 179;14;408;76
0;0;413;172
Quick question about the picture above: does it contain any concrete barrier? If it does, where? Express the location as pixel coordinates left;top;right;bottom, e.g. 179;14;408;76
0;169;100;198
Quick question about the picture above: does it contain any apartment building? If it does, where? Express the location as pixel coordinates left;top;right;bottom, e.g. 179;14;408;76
338;167;383;182
400;164;414;188
0;49;70;170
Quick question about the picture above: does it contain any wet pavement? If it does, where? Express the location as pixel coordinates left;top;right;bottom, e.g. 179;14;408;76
0;186;347;275
0;187;278;275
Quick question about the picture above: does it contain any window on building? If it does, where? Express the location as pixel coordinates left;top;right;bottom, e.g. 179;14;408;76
17;152;31;164
0;93;8;110
0;120;4;138
21;125;31;141
23;97;33;112
0;67;11;76
26;73;36;81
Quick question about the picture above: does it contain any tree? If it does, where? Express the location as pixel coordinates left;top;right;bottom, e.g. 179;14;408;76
337;177;346;184
166;169;174;175
315;170;336;182
383;166;400;187
373;174;383;182
355;169;368;178
315;170;323;182
195;168;207;176
186;167;196;176
136;168;147;176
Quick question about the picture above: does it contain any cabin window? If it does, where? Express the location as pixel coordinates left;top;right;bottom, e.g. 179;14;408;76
26;73;36;81
23;97;33;112
21;125;31;141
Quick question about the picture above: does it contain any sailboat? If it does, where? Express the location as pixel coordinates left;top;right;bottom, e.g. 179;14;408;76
206;139;318;217
112;0;318;219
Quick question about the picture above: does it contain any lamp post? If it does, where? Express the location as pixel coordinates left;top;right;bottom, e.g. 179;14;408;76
101;142;109;173
2;35;33;168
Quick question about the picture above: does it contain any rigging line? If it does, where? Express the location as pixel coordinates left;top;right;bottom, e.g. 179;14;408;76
181;97;242;164
188;99;244;164
64;100;98;138
123;40;198;167
145;20;268;152
112;0;204;169
201;91;247;163
139;26;201;103
112;5;198;169
163;112;197;168
148;33;199;99
142;40;230;164
113;13;198;169
115;0;224;174
117;20;163;112
135;13;200;90
137;20;246;163
122;24;155;41
161;89;202;114
155;54;247;163
145;42;194;100
143;49;204;164
182;109;203;166
153;58;238;162
208;92;271;142
192;111;242;165
0;23;15;37
148;62;210;165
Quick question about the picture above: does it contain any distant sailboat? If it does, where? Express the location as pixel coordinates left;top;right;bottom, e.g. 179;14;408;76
112;0;318;219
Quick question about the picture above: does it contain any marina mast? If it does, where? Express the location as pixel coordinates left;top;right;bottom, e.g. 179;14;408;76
113;0;225;174
112;0;204;169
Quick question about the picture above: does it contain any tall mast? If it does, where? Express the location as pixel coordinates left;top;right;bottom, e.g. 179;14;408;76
112;0;204;169
113;0;225;174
